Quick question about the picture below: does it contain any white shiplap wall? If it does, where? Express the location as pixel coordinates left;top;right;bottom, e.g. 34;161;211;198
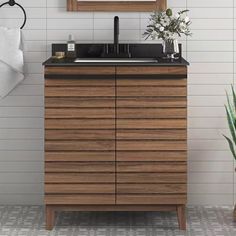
0;0;234;205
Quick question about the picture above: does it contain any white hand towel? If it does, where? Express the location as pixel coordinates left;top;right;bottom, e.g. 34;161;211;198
0;27;24;99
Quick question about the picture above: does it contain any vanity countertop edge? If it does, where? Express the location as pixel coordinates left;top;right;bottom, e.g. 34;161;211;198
43;57;189;67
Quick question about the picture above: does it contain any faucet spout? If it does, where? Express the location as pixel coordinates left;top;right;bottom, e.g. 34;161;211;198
114;16;119;55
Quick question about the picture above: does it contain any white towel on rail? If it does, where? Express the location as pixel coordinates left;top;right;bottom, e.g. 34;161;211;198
0;27;24;99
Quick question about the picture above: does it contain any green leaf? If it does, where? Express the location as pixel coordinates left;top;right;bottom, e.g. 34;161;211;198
231;85;236;110
223;135;236;160
226;91;235;120
225;105;236;144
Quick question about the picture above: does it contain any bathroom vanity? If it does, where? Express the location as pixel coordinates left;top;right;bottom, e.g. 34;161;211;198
43;44;188;230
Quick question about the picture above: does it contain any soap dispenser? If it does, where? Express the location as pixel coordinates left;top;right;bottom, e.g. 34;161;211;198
67;34;76;58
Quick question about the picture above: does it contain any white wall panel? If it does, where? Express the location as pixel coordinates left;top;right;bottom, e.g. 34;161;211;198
0;151;43;162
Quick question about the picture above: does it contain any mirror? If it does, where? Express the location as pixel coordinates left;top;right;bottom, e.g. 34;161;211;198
67;0;167;12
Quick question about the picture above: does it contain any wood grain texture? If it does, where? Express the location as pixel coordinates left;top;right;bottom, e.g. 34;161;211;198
45;119;115;129
45;152;115;162
45;98;115;108
117;86;186;97
117;108;187;119
45;87;115;97
117;184;187;194
45;140;115;151
45;108;115;119
177;205;186;230
67;0;77;11
117;78;186;86
117;98;187;108
116;151;187;162
117;173;187;183
46;205;55;231
116;162;187;173
45;66;115;75
117;129;186;140
45;78;115;87
50;205;177;212
45;162;115;172
45;130;115;140
45;184;115;194
117;119;186;129
43;65;187;231
67;0;167;12
117;141;187;151
116;67;187;75
116;194;186;205
45;173;115;183
45;194;115;205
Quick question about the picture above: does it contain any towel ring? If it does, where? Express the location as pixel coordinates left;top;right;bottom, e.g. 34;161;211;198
0;0;27;29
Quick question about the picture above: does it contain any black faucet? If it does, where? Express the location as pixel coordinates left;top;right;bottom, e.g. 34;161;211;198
114;16;119;55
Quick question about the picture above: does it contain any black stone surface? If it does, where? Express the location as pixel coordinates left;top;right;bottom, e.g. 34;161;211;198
43;43;189;66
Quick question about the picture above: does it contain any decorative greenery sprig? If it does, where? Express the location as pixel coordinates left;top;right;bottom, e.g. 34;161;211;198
224;85;236;160
143;8;192;41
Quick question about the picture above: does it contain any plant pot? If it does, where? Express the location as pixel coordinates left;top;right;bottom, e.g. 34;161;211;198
162;39;179;59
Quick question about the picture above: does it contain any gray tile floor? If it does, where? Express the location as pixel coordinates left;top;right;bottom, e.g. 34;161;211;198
0;206;235;236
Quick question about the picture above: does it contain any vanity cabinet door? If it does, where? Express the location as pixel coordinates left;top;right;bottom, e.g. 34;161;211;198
116;69;187;205
44;67;116;205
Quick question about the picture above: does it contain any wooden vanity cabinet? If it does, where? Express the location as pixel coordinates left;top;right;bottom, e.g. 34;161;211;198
44;66;187;230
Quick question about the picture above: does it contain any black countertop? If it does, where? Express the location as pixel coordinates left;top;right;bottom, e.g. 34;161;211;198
43;43;189;66
43;57;189;67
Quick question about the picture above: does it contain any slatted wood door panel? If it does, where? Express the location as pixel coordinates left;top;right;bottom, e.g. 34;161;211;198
44;67;116;205
116;70;187;205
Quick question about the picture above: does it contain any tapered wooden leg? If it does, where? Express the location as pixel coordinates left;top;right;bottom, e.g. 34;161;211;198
46;205;55;230
177;205;186;230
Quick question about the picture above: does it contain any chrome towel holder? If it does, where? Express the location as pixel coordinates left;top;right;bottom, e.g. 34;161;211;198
0;0;27;29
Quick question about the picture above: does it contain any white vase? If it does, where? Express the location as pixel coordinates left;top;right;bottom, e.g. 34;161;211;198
162;39;179;59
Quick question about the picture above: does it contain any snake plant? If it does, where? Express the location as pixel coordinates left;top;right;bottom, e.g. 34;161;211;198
224;85;236;160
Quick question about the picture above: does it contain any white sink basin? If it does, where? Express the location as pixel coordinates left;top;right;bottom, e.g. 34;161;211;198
74;58;158;63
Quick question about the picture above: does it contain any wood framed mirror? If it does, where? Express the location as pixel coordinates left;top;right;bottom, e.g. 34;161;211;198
67;0;167;12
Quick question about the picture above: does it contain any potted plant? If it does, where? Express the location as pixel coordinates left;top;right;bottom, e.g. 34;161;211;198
143;8;192;59
223;86;236;219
